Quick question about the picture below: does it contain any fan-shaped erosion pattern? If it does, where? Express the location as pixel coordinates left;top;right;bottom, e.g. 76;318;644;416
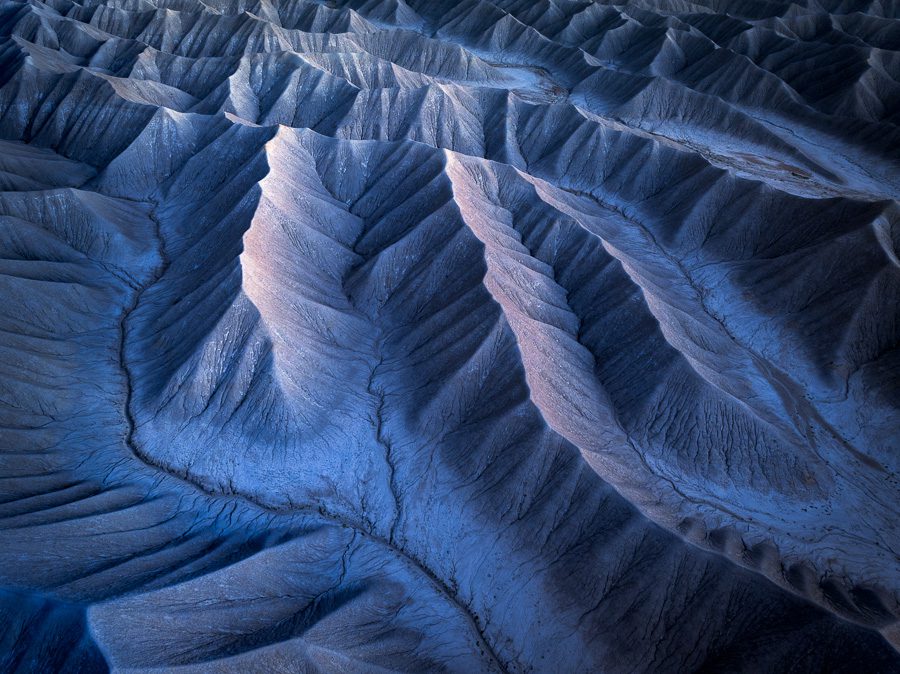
0;0;898;671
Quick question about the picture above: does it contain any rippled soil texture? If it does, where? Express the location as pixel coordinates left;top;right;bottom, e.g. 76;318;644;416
1;0;899;671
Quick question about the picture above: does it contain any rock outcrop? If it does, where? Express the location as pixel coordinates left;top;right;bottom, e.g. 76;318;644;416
0;0;898;671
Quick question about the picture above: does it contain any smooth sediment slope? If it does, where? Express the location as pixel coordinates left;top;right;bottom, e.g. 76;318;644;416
0;0;898;671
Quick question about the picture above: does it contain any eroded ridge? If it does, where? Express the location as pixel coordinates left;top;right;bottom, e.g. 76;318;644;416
0;0;898;671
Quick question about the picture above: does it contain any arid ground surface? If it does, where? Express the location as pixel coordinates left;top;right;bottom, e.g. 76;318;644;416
0;0;899;671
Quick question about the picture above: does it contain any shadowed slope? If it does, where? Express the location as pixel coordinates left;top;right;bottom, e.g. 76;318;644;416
0;0;898;671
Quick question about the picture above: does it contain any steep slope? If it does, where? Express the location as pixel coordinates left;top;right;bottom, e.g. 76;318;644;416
0;0;898;671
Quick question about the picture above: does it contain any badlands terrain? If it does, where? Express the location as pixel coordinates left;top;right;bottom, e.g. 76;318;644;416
0;0;899;671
